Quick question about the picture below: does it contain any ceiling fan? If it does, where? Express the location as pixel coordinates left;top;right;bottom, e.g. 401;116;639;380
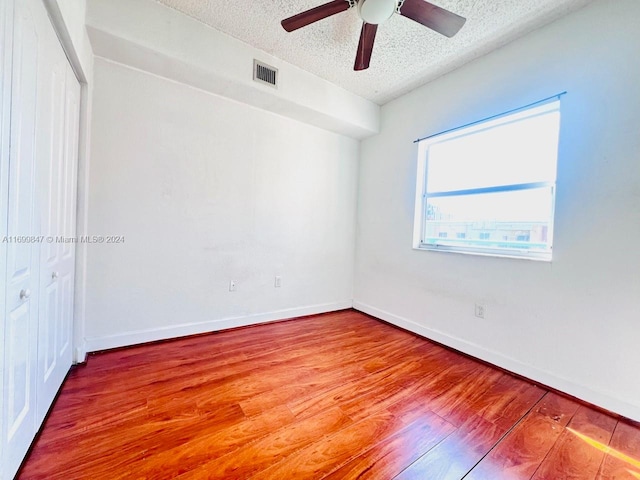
281;0;466;71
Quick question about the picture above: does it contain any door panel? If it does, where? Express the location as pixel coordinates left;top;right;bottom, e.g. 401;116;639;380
35;11;68;424
0;0;14;473
35;8;79;423
42;281;59;382
60;272;73;356
3;0;40;476
6;302;31;439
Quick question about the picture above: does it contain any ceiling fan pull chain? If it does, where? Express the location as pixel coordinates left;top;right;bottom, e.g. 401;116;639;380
395;0;405;14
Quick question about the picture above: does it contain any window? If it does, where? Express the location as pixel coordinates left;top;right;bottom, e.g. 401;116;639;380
413;99;561;260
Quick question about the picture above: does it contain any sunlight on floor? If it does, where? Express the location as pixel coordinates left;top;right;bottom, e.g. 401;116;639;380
567;427;640;475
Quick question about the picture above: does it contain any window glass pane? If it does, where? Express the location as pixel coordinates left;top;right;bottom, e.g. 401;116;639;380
424;188;554;252
426;110;560;193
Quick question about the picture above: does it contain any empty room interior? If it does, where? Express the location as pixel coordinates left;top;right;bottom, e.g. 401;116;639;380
2;0;640;478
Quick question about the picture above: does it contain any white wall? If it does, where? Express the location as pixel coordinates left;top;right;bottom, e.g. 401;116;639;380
354;0;640;421
84;57;358;349
85;0;379;139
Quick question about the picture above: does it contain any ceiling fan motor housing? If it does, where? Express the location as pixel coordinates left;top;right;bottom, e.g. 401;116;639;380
357;0;397;24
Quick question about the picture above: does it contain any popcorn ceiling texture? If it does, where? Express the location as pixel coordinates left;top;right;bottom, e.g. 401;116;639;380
154;0;594;104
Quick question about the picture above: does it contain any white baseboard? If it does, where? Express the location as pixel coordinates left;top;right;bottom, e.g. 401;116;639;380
85;300;353;353
73;342;88;364
353;300;640;423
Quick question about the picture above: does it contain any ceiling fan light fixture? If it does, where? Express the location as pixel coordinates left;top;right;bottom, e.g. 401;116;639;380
357;0;396;25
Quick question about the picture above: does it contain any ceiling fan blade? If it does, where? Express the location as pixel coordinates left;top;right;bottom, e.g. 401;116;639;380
281;0;351;32
354;22;378;71
399;0;466;37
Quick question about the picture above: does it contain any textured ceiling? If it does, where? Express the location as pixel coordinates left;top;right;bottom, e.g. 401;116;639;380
154;0;593;104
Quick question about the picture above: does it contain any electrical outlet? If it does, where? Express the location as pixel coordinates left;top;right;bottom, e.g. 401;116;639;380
229;280;236;292
274;276;282;288
475;303;485;319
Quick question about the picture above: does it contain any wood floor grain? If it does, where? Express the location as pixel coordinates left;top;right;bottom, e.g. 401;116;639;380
17;310;640;479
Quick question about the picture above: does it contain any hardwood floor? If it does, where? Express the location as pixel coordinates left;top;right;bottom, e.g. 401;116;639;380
18;310;640;479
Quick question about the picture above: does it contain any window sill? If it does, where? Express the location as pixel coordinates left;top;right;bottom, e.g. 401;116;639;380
413;245;552;262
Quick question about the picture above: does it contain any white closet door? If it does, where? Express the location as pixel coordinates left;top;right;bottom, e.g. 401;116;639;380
2;0;42;476
35;19;78;423
1;0;79;477
0;0;15;474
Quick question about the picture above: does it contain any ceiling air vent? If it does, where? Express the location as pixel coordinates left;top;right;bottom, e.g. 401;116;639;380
253;60;278;88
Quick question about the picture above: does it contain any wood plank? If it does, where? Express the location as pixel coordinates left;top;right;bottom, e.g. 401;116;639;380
427;365;504;427
175;407;352;479
395;413;506;480
238;336;424;417
287;357;430;420
24;402;257;479
597;420;640;479
323;411;456;479
248;409;406;479
531;405;618;480
466;392;580;480
462;371;545;427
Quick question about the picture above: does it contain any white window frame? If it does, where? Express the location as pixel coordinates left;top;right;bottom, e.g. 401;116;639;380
413;98;562;261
